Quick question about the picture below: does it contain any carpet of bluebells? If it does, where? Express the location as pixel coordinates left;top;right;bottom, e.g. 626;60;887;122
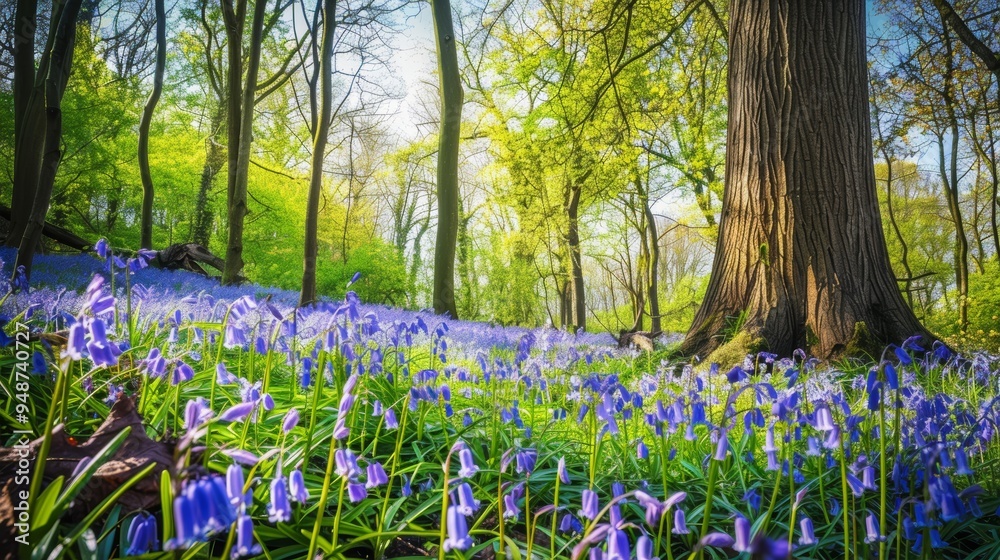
3;243;1000;560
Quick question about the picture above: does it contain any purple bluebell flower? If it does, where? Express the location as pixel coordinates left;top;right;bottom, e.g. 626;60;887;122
580;489;599;520
232;515;262;559
813;403;835;431
366;462;389;488
929;529;948;548
799;517;817;546
289;468;308;504
268;477;292;523
217;363;238;385
458;446;479;478
558;456;571;484
227;464;245;508
864;512;885;543
443;505;474;551
743;488;761;511
515;448;537;475
954;447;973;475
384;408;399;429
125;513;159;556
673;508;690;534
282;408;300;433
733;514;751;552
560;513;582;533
220;402;256;423
224;449;259;466
455;482;480;515
172;361;194;385
606;528;630;560
335;449;363;479
347;482;367;503
637;441;649;460
184;398;213;431
714;428;729;461
700;532;735;548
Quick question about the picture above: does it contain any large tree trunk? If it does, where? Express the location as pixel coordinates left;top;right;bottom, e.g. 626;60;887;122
7;0;47;248
221;0;267;285
300;0;335;307
219;0;245;284
14;0;84;280
431;0;462;319
138;0;167;249
681;0;930;359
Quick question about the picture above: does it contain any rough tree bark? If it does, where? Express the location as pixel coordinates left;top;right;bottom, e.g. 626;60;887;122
138;0;167;249
300;0;335;307
14;0;85;279
681;0;930;360
221;0;268;285
431;0;463;318
7;0;48;248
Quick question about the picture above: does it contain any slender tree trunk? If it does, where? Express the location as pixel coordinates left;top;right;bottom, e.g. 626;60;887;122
938;21;969;331
565;182;585;331
138;0;167;249
8;0;48;247
430;0;462;318
644;188;661;333
681;0;929;359
193;106;226;246
221;0;267;284
881;154;914;309
300;0;335;307
14;0;84;279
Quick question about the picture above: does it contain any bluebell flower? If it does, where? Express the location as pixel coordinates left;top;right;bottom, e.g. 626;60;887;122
733;514;751;552
864;512;885;543
458;446;479;478
347;482;367;503
929;529;948;549
454;482;480;515
282;408;300;433
268;476;292;522
232;515;262;559
799;517;817;546
219;402;256;423
335;449;363;480
558;456;571;484
172;361;194;385
125;513;159;556
366;462;389;488
743;488;761;512
700;532;735;548
289;468;309;504
384;408;399;429
443;505;474;551
560;513;582;533
580;489;599;520
184;398;213;432
217;363;238;385
227;464;246;508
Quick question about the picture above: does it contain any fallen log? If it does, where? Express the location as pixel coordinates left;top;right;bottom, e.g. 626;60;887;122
0;205;91;251
0;398;176;550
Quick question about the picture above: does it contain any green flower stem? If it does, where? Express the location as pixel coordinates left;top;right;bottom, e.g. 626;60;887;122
697;456;721;560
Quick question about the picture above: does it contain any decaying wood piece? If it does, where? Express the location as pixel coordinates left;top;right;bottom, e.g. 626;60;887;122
0;397;175;547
